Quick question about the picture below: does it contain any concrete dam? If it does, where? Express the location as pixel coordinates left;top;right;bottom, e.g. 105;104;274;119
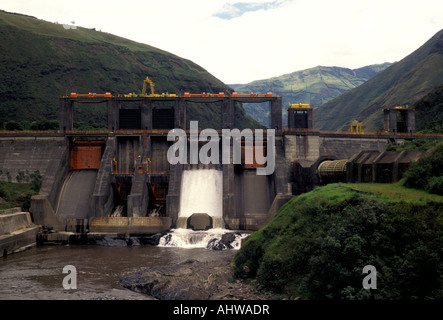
1;93;440;246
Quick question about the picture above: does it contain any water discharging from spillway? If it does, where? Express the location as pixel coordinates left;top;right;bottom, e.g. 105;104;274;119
177;169;223;228
158;169;249;249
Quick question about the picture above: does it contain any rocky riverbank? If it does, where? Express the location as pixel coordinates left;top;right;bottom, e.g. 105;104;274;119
119;251;274;300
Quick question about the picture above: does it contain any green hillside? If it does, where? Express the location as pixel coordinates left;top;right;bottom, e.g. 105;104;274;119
314;29;443;132
0;10;259;129
413;83;443;133
233;64;392;127
234;182;443;299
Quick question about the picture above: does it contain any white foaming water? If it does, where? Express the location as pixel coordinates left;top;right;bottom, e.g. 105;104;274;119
158;228;249;250
178;169;223;222
158;169;249;250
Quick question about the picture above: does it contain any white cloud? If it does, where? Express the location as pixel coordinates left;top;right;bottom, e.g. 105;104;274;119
213;0;288;20
1;0;442;84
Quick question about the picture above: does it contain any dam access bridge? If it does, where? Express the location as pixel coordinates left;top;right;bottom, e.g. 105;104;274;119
1;92;441;242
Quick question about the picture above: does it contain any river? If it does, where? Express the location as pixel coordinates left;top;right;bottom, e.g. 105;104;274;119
0;244;235;300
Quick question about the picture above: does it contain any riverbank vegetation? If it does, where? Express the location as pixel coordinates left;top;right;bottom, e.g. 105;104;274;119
0;181;38;211
233;181;443;299
0;170;41;211
403;140;443;195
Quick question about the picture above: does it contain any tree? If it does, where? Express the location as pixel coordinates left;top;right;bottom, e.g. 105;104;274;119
4;120;24;131
30;119;59;130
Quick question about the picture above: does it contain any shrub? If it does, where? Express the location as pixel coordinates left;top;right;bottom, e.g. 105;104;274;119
404;141;443;195
29;170;42;192
4;120;24;131
234;197;443;300
30;119;59;130
0;183;9;199
427;176;443;195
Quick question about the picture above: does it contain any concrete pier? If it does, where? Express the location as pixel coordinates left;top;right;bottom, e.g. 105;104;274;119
0;209;39;257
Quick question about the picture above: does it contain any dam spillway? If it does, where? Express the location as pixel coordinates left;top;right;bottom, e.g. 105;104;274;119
56;170;98;219
177;169;223;229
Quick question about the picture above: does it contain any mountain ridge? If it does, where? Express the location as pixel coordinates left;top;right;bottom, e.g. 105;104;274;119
314;29;443;132
231;63;392;127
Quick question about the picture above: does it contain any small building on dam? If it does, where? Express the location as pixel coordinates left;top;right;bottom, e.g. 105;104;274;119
0;92;438;246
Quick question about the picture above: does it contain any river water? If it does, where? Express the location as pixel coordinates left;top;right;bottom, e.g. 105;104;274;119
0;244;235;300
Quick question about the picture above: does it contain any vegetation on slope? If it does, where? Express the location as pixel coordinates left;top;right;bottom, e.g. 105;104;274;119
314;29;443;132
413;83;443;133
0;10;259;130
386;138;441;152
233;182;443;299
0;169;41;211
404;140;443;195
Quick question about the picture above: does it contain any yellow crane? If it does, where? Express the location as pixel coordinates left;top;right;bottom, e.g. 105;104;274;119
141;76;155;96
350;120;364;134
124;76;177;98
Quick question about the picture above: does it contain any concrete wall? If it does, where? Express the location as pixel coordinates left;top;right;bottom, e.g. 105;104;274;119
0;211;39;257
0;136;69;229
127;134;149;217
284;135;320;162
0;136;67;183
89;216;171;234
284;134;387;164
319;136;387;160
91;136;116;217
166;163;183;226
223;135;292;231
0;211;33;234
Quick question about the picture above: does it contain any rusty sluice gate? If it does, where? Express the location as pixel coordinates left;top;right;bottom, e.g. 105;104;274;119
70;139;105;170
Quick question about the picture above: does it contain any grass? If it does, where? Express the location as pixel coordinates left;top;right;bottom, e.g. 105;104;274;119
345;181;443;204
280;181;443;212
0;181;37;210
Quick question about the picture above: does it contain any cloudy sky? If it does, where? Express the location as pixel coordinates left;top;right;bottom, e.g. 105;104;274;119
2;0;442;84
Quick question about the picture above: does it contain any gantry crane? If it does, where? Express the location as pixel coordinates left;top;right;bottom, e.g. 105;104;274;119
141;76;155;96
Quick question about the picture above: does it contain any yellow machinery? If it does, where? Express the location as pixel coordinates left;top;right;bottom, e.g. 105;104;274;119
124;76;156;97
124;76;177;98
290;103;310;108
350;120;363;134
141;76;155;96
